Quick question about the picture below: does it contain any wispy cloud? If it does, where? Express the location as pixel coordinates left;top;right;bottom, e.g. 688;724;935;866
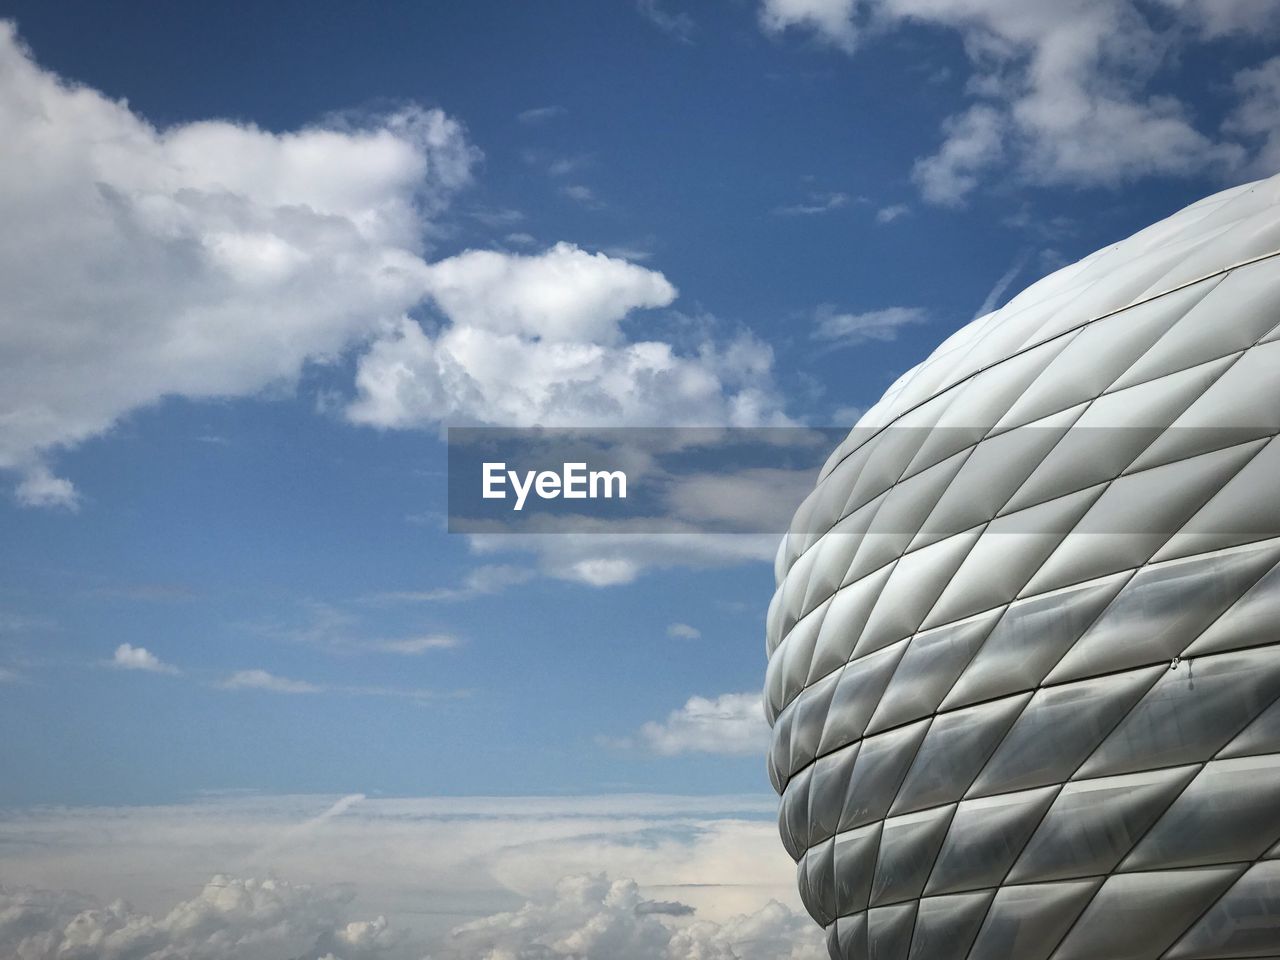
772;191;850;216
811;304;927;347
219;669;321;694
517;104;567;124
972;248;1031;320
666;623;701;640
637;0;696;43
373;564;536;602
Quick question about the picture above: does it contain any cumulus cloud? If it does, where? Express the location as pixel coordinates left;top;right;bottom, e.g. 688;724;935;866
759;0;1279;202
444;873;824;960
812;304;927;346
0;875;394;960
110;643;179;674
1;25;784;508
0;21;476;503
0;795;813;957
0;871;823;960
347;242;786;431
639;692;768;755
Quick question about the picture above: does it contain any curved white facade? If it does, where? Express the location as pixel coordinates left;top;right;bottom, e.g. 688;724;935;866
766;174;1280;960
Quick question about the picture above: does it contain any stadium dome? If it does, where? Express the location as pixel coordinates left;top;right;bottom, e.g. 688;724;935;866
765;174;1280;960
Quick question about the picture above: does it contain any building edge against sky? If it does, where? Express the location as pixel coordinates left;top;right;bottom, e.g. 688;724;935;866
765;172;1280;960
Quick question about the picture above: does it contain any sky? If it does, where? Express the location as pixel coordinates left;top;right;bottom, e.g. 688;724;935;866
2;1;1280;957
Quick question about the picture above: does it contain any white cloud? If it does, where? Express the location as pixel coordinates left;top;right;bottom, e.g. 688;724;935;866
14;464;80;510
637;0;697;43
347;244;786;431
220;669;323;694
562;183;603;206
0;794;807;954
374;564;537;602
1226;57;1280;177
445;873;824;960
0;875;390;960
875;203;910;223
812;304;927;346
912;104;1006;206
362;634;460;655
666;623;702;640
772;191;851;215
639;692;768;756
0;21;478;503
761;1;1277;202
760;0;857;52
468;531;779;587
111;643;179;674
517;105;567;124
0;25;792;506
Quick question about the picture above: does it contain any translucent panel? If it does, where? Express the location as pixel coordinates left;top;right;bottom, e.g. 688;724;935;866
775;601;830;715
833;823;881;918
833;912;867;960
999;279;1211;429
1133;344;1280;471
809;744;861;845
965;880;1099;960
1001;392;1174;515
853;529;982;659
925;786;1057;896
907;892;993;960
1078;646;1280;779
923;480;1101;631
1050;867;1240;960
1009;766;1197;884
866;902;916;960
942;572;1127;711
914;408;1079;549
1122;755;1280;871
816;641;910;757
1220;687;1280;758
1156;447;1280;562
890;694;1030;815
1022;440;1263;597
802;836;837;926
1114;258;1280;392
866;608;1004;734
1045;539;1280;685
869;804;955;907
769;704;794;792
969;667;1161;797
779;762;813;861
1165;861;1280;960
840;720;931;832
808;563;898;698
789;668;841;778
1184;552;1280;658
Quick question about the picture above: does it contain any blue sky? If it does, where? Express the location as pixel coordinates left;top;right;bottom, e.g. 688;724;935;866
2;1;1280;955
